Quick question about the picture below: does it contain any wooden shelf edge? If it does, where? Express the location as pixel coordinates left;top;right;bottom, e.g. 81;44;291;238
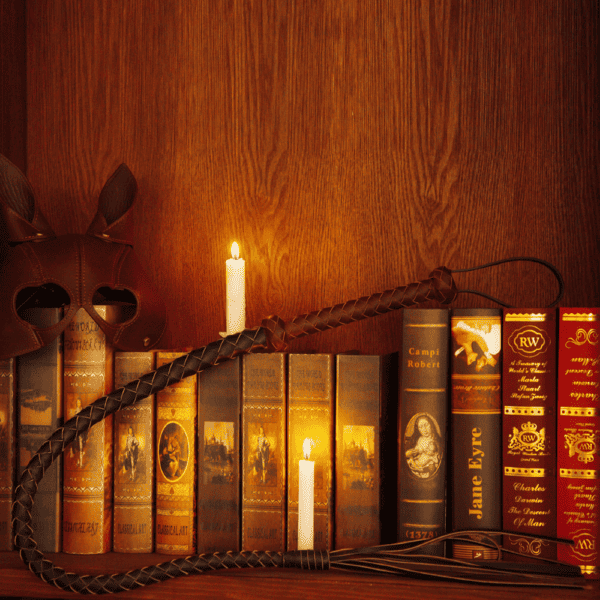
1;552;598;600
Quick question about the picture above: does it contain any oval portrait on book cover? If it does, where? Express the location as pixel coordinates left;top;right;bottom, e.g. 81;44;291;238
403;413;443;480
158;422;189;482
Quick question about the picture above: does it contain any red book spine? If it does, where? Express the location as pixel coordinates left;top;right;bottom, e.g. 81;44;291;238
557;308;599;578
502;309;557;560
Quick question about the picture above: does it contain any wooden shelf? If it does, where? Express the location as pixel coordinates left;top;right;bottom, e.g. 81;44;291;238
1;552;598;600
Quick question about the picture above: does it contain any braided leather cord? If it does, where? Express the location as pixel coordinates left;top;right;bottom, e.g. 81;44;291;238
262;266;457;350
12;268;456;594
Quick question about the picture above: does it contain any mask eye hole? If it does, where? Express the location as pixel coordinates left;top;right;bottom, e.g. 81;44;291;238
16;283;70;325
92;286;138;324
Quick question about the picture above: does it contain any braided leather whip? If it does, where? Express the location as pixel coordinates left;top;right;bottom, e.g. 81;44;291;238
11;266;581;593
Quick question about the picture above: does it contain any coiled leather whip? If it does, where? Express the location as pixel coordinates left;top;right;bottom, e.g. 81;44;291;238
12;260;582;594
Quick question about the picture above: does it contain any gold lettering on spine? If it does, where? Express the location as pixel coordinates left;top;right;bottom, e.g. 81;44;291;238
469;428;484;519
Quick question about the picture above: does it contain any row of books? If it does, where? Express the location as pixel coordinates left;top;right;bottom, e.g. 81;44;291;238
0;306;598;578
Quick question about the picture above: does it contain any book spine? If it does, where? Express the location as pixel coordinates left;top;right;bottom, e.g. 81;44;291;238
197;358;241;553
398;308;449;555
450;308;502;559
287;354;334;551
242;352;287;551
17;308;63;553
113;351;155;553
155;351;197;555
502;309;557;560
557;308;599;578
335;354;397;549
62;307;115;554
0;358;15;551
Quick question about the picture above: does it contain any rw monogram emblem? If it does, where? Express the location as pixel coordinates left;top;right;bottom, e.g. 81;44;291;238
508;422;546;454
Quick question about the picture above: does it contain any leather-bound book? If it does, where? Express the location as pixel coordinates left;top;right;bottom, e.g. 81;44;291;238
113;351;155;553
0;358;15;551
197;358;242;553
242;352;287;551
398;308;449;555
450;308;502;559
63;307;116;554
155;351;197;555
335;353;397;550
557;308;599;578
502;309;557;561
17;308;63;552
287;353;334;551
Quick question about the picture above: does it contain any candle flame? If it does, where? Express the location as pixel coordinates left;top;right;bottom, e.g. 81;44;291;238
231;242;240;260
303;438;314;460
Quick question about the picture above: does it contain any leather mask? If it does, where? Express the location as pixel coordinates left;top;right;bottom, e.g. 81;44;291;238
0;154;167;359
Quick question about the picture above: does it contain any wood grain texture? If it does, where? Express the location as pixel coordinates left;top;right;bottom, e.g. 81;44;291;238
21;0;600;355
0;0;26;172
1;552;598;600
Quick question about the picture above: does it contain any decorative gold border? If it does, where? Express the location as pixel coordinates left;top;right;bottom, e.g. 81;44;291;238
504;406;545;416
505;313;550;322
560;407;598;417
504;467;546;477
559;468;599;479
562;313;599;321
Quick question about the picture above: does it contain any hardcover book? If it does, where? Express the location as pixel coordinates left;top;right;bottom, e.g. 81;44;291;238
197;357;242;553
0;358;15;551
502;309;557;561
242;352;287;551
450;308;502;559
398;308;449;555
17;308;63;553
335;353;397;550
287;353;334;551
62;306;116;554
113;351;155;553
557;308;599;578
155;351;197;555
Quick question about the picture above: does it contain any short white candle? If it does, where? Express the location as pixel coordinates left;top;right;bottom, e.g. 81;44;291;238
225;242;246;335
298;438;315;550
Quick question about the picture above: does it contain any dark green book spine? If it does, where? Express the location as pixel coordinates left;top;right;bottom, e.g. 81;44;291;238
398;308;449;555
335;353;397;550
450;308;502;559
17;308;63;553
197;357;242;553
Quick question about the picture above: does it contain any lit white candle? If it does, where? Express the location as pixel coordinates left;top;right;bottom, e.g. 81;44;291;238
298;438;315;550
225;242;246;335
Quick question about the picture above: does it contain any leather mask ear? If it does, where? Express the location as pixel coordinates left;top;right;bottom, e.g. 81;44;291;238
0;153;56;243
86;163;137;244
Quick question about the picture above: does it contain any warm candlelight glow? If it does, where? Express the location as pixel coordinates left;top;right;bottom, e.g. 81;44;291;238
303;438;314;460
298;438;315;550
224;241;246;335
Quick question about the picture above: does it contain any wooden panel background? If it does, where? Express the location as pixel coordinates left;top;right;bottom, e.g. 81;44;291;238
19;0;600;354
0;0;26;173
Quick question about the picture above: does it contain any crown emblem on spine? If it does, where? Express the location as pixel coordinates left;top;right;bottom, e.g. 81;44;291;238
508;421;546;454
564;431;599;464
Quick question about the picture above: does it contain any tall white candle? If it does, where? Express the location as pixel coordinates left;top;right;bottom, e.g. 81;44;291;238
225;242;246;335
298;438;314;550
